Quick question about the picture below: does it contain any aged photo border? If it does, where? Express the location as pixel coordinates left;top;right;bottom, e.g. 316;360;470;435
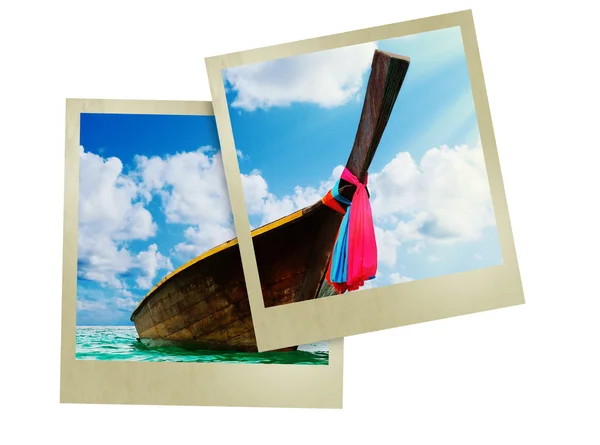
205;10;524;352
60;98;344;407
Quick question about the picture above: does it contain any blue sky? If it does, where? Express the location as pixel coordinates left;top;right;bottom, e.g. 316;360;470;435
76;27;504;325
222;26;503;291
77;114;234;326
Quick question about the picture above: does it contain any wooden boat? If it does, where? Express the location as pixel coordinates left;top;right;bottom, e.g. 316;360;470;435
130;50;410;352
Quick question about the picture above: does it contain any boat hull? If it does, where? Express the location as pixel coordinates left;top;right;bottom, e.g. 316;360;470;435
130;49;410;352
130;202;341;352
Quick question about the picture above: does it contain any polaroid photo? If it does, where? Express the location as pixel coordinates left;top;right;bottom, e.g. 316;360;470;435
205;10;524;351
60;99;343;408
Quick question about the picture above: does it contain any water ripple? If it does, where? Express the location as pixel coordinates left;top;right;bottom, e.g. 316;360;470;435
76;326;329;365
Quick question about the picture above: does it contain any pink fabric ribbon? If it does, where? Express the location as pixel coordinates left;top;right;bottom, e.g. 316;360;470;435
340;168;378;290
322;168;378;292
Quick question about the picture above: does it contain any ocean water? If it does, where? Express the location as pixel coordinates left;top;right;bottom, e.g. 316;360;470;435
76;326;329;365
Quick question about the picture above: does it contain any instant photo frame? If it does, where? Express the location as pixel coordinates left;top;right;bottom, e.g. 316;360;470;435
60;99;344;408
205;10;524;352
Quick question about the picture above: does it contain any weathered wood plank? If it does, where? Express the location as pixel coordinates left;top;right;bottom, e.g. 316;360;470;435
131;50;410;351
345;50;410;183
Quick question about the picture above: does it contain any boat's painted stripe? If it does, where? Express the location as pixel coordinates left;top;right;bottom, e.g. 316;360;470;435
131;208;305;318
248;209;304;238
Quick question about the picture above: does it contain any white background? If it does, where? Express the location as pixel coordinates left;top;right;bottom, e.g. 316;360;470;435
2;1;599;443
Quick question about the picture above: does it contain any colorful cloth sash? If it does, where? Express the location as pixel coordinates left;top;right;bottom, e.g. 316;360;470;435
321;168;377;293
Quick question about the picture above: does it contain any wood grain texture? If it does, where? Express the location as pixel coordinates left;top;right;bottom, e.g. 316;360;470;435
340;50;410;202
130;50;410;352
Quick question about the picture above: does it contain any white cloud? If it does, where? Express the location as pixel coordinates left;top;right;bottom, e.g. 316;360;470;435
114;295;138;310
173;223;236;259
240;170;270;214
370;143;496;249
374;226;401;268
133;148;240;261
370;151;421;218
223;42;378;111
233;142;495;273
78;147;155;240
76;299;107;312
133;148;239;259
241;165;344;226
389;273;414;284
236;140;496;289
259;195;297;225
75;284;145;327
78;146;159;288
135;244;174;289
233;142;495;289
135;148;233;227
77;236;133;288
76;146;250;319
407;241;426;254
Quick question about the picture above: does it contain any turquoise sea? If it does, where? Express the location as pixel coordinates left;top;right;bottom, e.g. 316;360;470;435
76;326;329;365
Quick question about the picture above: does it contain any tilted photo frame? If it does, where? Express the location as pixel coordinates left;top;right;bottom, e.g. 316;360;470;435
60;98;343;407
205;10;524;352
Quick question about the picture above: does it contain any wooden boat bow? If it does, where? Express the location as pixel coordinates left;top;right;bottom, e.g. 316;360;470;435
129;49;410;352
338;49;410;203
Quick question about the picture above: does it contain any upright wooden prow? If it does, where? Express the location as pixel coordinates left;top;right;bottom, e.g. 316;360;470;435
129;49;413;350
297;49;410;303
338;50;410;200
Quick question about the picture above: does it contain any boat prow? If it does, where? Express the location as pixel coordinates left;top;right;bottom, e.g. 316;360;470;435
130;50;411;352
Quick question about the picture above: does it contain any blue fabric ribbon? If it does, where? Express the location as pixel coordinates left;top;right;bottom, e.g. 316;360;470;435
329;179;352;284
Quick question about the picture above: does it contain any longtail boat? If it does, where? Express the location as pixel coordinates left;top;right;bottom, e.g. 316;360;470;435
130;50;410;352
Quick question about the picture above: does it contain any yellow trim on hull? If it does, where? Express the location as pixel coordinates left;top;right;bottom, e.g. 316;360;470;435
131;208;305;318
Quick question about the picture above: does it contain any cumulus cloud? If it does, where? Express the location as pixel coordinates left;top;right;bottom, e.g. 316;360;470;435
114;294;138;310
223;42;378;111
78;146;159;288
240;170;269;214
76;299;107;312
133;147;239;261
79;135;495;303
77;237;133;288
374;226;401;268
241;165;344;226
77;145;244;321
369;143;496;254
241;143;496;272
76;284;143;325
173;224;236;259
78;148;155;240
135;244;174;289
135;148;233;226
